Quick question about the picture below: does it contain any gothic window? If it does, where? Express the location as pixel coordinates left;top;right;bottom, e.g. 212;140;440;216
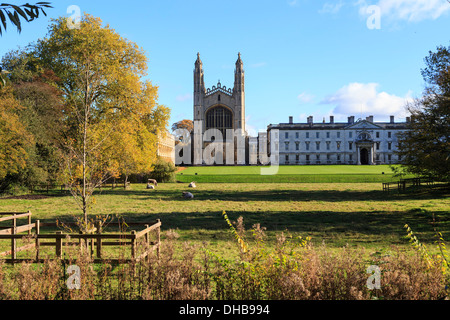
316;142;320;150
306;132;310;139
316;132;320;139
206;106;233;138
295;142;299;151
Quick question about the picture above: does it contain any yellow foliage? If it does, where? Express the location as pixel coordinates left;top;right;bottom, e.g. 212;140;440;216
0;87;33;179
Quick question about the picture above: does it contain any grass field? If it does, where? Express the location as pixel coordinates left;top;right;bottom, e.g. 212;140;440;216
1;182;448;259
176;165;412;183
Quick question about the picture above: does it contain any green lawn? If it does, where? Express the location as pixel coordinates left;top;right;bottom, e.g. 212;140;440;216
176;165;411;183
1;182;448;259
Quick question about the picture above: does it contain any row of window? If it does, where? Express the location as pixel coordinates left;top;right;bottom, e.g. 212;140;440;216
282;141;395;151
282;131;394;139
283;154;397;162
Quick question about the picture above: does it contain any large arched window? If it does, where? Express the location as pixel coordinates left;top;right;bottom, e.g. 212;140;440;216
206;106;233;137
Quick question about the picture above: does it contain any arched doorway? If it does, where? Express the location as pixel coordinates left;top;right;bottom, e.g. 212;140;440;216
360;148;369;165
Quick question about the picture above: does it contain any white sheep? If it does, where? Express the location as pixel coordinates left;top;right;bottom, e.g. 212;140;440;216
182;191;194;199
188;182;197;188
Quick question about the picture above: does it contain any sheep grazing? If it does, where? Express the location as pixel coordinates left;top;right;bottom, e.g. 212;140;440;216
188;182;196;188
182;191;194;199
147;179;157;189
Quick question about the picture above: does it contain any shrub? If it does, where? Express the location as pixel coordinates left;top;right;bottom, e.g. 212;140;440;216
148;159;177;183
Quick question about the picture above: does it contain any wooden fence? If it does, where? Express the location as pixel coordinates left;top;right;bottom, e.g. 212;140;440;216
29;181;131;194
382;177;435;193
0;212;161;264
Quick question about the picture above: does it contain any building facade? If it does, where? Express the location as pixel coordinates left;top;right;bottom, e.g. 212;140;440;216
268;115;410;165
185;53;410;166
192;53;247;165
157;130;175;164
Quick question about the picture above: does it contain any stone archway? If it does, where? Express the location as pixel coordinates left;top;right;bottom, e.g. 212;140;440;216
360;148;369;165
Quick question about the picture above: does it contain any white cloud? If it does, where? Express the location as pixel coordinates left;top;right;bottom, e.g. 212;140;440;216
320;1;345;14
297;92;315;103
176;93;192;102
321;82;414;119
288;0;299;7
357;0;450;22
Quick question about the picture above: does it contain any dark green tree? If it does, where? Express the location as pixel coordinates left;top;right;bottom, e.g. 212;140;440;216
395;44;450;182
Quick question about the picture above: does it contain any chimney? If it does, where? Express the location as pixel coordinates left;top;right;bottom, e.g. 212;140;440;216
406;116;411;123
348;116;354;124
307;116;313;124
390;115;395;123
330;116;334;124
289;116;293;124
366;115;374;123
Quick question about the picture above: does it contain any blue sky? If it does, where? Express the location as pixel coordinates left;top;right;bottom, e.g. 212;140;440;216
1;0;450;135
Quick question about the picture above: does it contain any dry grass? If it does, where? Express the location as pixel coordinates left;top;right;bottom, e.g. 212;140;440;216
0;222;448;300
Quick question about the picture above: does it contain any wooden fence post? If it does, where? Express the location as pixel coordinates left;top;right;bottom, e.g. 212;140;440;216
131;230;136;260
35;220;40;261
156;219;161;259
56;231;62;258
144;224;150;263
27;211;32;236
96;221;102;259
11;214;16;262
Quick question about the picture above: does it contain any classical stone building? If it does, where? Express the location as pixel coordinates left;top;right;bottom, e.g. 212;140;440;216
192;53;247;165
157;129;175;164
184;53;409;166
267;115;410;165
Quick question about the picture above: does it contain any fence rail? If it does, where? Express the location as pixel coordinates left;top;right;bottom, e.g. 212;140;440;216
0;212;161;264
29;181;131;194
382;177;436;193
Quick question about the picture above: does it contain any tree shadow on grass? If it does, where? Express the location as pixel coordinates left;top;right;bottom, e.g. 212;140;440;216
133;185;449;202
113;208;449;244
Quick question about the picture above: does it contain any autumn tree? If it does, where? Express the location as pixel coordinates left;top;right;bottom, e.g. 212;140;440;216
0;2;53;88
0;87;33;188
395;45;450;182
30;14;169;228
0;48;66;193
